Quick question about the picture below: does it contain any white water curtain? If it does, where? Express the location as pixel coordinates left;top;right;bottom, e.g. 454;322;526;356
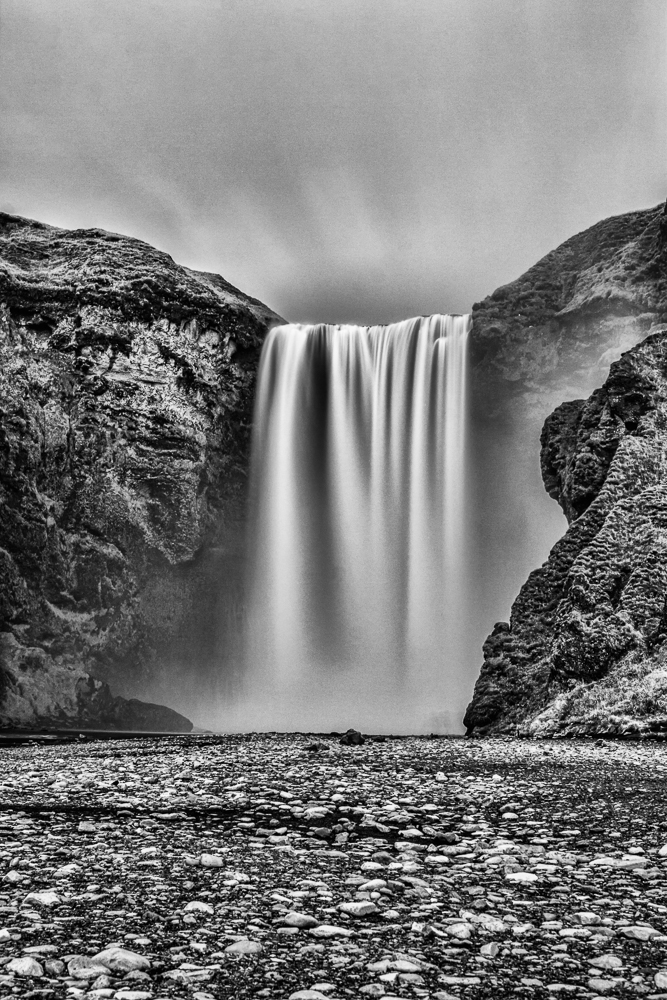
230;314;470;733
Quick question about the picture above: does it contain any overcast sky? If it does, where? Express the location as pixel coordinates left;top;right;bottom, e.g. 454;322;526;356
1;0;665;323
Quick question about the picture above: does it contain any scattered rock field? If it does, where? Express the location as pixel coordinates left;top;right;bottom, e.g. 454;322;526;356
1;734;667;1000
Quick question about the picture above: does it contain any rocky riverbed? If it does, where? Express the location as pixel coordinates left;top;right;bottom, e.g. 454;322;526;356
1;735;667;1000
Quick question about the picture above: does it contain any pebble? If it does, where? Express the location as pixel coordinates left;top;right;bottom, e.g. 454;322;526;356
23;889;61;907
92;948;151;972
289;991;331;1000
68;956;112;979
5;955;44;977
1;734;667;998
184;900;215;914
338;900;378;917
225;939;263;955
589;954;624;970
283;911;320;928
309;924;353;938
620;924;659;940
199;853;224;867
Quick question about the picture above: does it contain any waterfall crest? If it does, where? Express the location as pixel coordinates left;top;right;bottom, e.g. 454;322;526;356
229;314;470;733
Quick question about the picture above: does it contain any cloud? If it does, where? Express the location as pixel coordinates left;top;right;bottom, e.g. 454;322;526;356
0;0;665;322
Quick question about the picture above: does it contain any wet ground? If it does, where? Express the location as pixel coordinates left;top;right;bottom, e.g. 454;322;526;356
1;734;667;1000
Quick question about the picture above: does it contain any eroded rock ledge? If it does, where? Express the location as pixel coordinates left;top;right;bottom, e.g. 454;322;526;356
465;200;667;737
0;213;283;731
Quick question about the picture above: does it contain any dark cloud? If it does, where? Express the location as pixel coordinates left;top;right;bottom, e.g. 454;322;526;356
1;0;665;322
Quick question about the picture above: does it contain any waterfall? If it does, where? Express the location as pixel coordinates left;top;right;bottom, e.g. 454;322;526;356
227;314;470;733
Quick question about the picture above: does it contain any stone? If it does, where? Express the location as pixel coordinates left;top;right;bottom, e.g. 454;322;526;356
445;922;473;940
5;956;44;977
288;992;331;1000
200;854;224;868
589;955;624;971
92;948;151;972
54;862;81;877
225;940;263;955
68;956;113;980
439;976;481;986
309;925;353;938
184;900;214;914
340;729;365;746
283;911;320;928
619;924;659;941
338;900;378;917
587;980;617;994
505;872;538;883
44;959;65;975
3;870;27;883
573;911;601;925
655;971;667;989
472;913;506;933
23;890;61;908
358;879;386;891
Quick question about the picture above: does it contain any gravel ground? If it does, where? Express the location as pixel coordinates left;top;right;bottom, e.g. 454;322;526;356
1;734;667;1000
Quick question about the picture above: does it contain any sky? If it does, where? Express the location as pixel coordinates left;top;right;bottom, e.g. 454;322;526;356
1;0;665;324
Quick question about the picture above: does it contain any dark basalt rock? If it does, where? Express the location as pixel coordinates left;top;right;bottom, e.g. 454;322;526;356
0;213;283;731
466;199;667;737
339;728;365;746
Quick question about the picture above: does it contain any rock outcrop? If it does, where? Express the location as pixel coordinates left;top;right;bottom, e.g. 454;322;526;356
465;199;667;736
0;213;283;730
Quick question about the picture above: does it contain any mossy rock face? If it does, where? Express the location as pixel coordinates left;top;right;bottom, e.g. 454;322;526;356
0;213;283;730
466;200;667;736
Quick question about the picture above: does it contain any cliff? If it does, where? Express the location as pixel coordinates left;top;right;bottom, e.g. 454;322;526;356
465;199;667;736
0;213;283;731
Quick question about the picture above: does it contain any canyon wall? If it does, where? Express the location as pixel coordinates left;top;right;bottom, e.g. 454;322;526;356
3;200;667;736
465;199;667;735
0;213;282;730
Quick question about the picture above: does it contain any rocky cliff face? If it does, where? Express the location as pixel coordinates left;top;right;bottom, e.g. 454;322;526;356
0;213;283;730
465;200;667;736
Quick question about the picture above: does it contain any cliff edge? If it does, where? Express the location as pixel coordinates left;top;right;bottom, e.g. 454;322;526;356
0;213;283;731
465;199;667;736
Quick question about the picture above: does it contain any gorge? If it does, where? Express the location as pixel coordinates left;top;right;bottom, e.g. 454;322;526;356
0;201;666;734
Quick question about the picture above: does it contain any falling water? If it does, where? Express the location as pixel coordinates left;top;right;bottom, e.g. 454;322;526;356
225;314;470;733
